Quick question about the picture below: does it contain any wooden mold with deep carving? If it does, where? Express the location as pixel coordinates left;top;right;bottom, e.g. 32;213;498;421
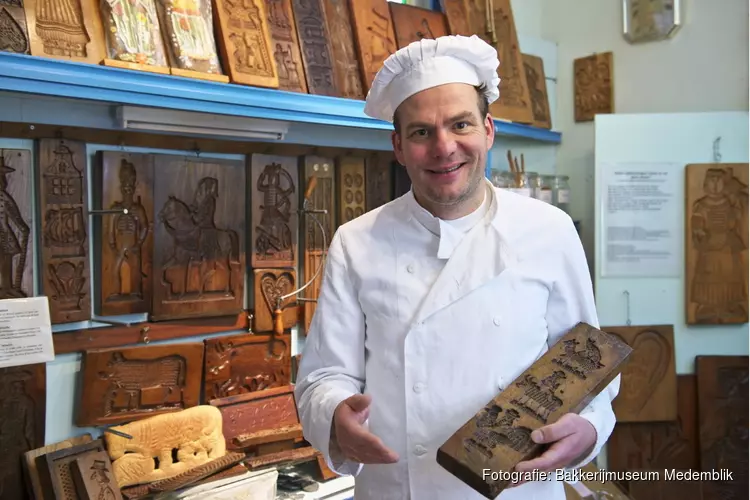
37;138;91;324
266;0;308;93
365;151;393;211
440;0;471;37
249;153;298;268
290;0;337;96
152;155;245;321
94;151;154;317
104;405;226;487
574;51;613;122
214;0;279;88
336;156;365;226
437;323;632;499
685;163;748;325
24;434;95;500
0;363;46;500
253;268;297;332
323;0;364;99
0;149;33;300
521;53;551;129
203;331;292;401
100;0;170;74
35;438;107;500
388;2;447;49
348;0;397;93
601;325;677;422
76;342;204;426
70;450;123;500
0;0;31;54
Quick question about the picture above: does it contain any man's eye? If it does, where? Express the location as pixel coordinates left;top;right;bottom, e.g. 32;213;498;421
412;129;427;137
455;122;468;129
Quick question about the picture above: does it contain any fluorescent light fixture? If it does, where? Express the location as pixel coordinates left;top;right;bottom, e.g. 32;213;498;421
116;105;289;141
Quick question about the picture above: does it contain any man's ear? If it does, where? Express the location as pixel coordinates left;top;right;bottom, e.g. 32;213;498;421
484;113;495;149
391;130;406;166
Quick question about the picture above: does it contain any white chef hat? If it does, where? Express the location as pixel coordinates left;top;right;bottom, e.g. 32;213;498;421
363;34;501;123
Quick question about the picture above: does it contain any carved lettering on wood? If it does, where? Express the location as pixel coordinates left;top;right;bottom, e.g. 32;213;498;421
249;154;298;268
70;450;123;500
0;0;30;53
76;342;204;426
365;152;393;211
37;138;91;324
36;439;106;500
24;0;106;63
214;0;279;88
349;0;397;93
266;0;307;92
204;332;292;401
24;434;94;500
337;156;365;225
685;164;748;325
388;2;448;48
253;268;297;332
521;54;552;129
152;155;245;321
0;363;45;500
290;0;337;95
440;0;471;36
96;152;154;316
0;149;32;299
323;0;364;99
574;51;613;122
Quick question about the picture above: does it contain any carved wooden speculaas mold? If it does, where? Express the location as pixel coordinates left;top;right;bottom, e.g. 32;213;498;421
574;51;613;122
70;450;123;500
365;151;393;211
24;434;94;500
388;2;448;48
253;268;297;332
440;0;471;37
0;0;30;54
336;156;366;226
521;53;552;130
291;0;337;96
0;149;33;300
35;438;107;500
100;0;170;74
348;0;397;94
265;0;308;93
323;0;364;99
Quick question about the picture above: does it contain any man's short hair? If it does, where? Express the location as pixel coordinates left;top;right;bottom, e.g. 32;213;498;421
392;84;491;135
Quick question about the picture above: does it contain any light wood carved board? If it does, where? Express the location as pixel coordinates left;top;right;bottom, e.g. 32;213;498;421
336;155;366;226
439;0;471;37
36;438;107;500
290;0;337;96
70;450;123;500
0;363;46;500
253;268;297;332
99;0;169;73
695;355;748;500
348;0;397;93
37;138;91;324
601;325;677;422
0;149;33;299
521;53;551;130
388;2;448;48
0;0;30;54
685;163;748;325
437;323;633;499
323;0;364;99
265;0;308;93
573;51;613;122
214;0;279;88
365;151;393;212
76;342;204;426
203;332;292;401
151;155;245;321
24;434;94;500
94;151;154;316
249;153;299;268
23;0;106;63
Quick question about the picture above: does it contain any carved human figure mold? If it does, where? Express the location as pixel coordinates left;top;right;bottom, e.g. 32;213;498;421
0;151;32;299
0;0;31;54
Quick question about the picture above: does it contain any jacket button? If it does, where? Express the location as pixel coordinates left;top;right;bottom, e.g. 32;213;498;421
413;383;425;393
407;264;415;273
493;316;501;326
414;445;427;456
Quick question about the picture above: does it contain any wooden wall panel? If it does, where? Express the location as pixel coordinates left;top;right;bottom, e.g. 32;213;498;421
521;53;551;129
291;0;337;96
151;155;245;321
323;0;364;99
37;138;91;324
365;151;393;211
0;149;33;299
440;0;471;37
337;156;365;225
388;2;448;48
253;268;297;332
348;0;397;93
0;0;30;54
265;0;308;93
574;51;613;122
685;163;748;325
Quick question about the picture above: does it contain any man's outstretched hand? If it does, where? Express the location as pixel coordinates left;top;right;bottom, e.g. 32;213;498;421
333;394;399;464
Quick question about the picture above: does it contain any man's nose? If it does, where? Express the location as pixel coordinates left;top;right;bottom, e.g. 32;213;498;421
432;128;457;158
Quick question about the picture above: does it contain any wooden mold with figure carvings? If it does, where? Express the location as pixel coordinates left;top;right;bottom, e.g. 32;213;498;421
388;2;448;48
323;0;365;99
0;0;31;54
437;323;632;499
348;0;397;94
34;438;108;500
265;0;308;93
574;51;613;122
290;0;337;96
521;53;552;130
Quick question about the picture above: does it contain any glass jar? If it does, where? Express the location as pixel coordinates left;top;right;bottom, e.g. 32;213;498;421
539;175;554;204
527;172;542;199
552;175;571;214
489;168;507;188
507;171;532;197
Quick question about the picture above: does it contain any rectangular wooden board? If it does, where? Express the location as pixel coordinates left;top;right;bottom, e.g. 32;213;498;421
71;450;123;500
601;325;677;422
574;51;613;122
685;163;749;324
323;0;365;99
290;0;338;96
76;342;204;426
365;151;393;211
204;332;292;401
37;138;91;324
249;153;299;268
99;0;168;71
266;0;308;93
253;268;297;332
0;0;31;54
36;439;107;500
348;0;398;93
95;151;154;316
0;149;33;299
151;155;245;321
521;53;552;129
24;434;94;500
436;322;632;499
440;0;471;36
388;2;448;48
214;0;279;88
337;155;366;226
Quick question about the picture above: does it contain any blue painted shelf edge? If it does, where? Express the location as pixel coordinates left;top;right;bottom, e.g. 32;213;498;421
0;52;561;143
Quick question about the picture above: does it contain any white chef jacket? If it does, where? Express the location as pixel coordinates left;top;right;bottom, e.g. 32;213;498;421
295;179;619;500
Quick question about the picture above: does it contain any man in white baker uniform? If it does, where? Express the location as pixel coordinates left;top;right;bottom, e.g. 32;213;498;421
294;35;619;499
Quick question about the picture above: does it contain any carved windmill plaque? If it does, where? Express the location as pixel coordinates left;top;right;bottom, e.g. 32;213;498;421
348;0;397;93
265;0;308;93
0;0;31;54
323;0;364;99
290;0;337;96
388;2;448;48
574;51;613;122
0;149;33;300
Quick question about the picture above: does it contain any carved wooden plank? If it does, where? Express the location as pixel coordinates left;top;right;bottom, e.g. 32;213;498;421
245;446;317;469
291;0;337;96
266;0;308;93
685;163;749;325
348;0;397;93
76;342;204;426
440;0;471;36
214;0;279;88
323;0;364;99
70;450;123;500
389;2;448;48
253;268;297;332
601;325;677;422
143;452;245;495
249;153;298;268
437;322;632;499
24;434;94;500
365;151;393;211
37;138;91;324
521;54;552;129
36;439;107;500
337;156;366;226
24;0;106;64
0;0;30;54
234;424;302;448
0;149;33;299
203;332;292;401
695;355;748;500
0;363;45;500
95;152;154;316
574;51;613;122
151;155;245;321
